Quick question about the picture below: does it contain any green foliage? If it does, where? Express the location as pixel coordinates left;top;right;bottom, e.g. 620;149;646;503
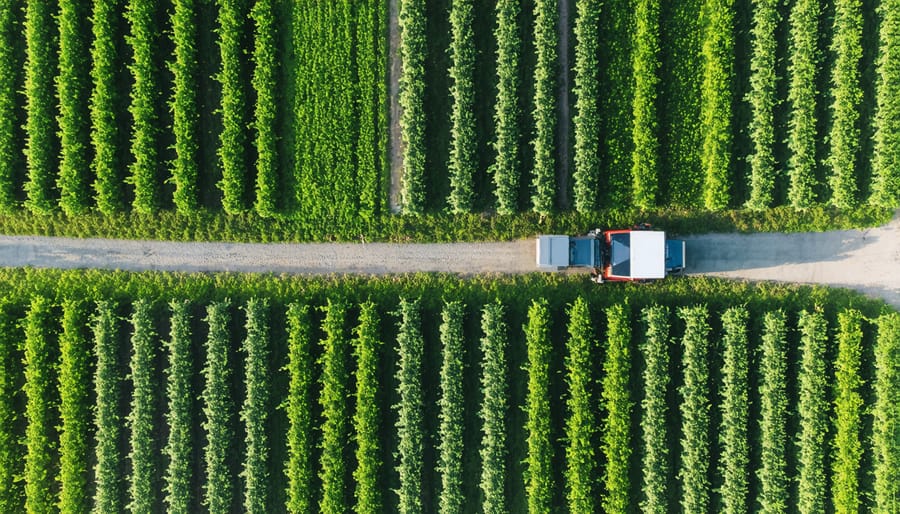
832;309;863;514
870;0;900;207
447;0;476;213
58;300;91;514
128;299;158;514
0;303;22;512
57;0;92;215
355;0;386;223
787;0;820;209
678;305;710;513
572;0;601;212
202;301;235;513
398;0;426;214
631;0;661;212
353;301;382;514
395;297;423;514
700;0;734;210
24;0;58;214
565;297;594;513
126;0;162;213
718;306;749;514
873;313;900;512
241;298;270;513
602;303;632;512
757;310;788;513
24;296;55;514
660;0;702;206
796;308;828;513
252;0;278;217
217;0;249;214
530;0;557;215
90;0;124;214
164;300;193;513
170;0;200;213
745;0;779;210
640;306;669;513
492;0;521;215
285;303;313;514
828;0;863;208
438;300;465;513
93;300;125;513
293;0;381;224
319;299;350;513
480;301;508;514
0;2;18;212
598;0;634;209
524;299;552;513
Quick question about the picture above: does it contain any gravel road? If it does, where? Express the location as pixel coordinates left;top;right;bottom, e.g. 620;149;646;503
0;213;897;308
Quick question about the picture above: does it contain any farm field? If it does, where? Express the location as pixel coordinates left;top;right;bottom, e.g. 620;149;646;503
0;0;897;241
0;269;897;512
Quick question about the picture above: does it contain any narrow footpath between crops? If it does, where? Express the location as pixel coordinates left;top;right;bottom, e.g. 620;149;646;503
0;212;897;308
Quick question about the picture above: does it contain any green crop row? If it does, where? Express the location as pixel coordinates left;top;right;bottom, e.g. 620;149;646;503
0;271;896;511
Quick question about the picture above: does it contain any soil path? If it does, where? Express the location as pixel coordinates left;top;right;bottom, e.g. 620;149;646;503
0;213;896;308
388;0;403;212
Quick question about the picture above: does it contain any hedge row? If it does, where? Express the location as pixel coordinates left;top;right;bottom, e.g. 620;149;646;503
447;0;476;213
718;306;749;514
0;303;20;511
631;0;660;211
89;0;123;214
796;308;828;512
92;301;125;513
251;0;277;217
24;297;56;514
0;2;17;212
395;298;423;513
491;0;522;215
678;305;710;512
699;0;734;211
164;300;193;513
757;310;788;512
572;0;601;212
640;305;669;513
202;301;235;513
319;299;350;513
24;0;58;215
170;0;199;213
530;0;557;215
438;301;466;512
786;0;820;209
871;0;900;206
398;0;426;214
828;0;863;208
127;299;158;513
241;298;271;513
873;313;900;511
564;297;594;512
353;301;382;514
524;299;552;513
126;0;162;214
601;303;632;512
285;303;313;513
745;0;778;210
58;300;91;514
479;301;508;514
832;309;864;512
57;0;92;216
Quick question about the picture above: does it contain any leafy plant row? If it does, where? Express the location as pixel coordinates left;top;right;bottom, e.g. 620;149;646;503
1;286;896;512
